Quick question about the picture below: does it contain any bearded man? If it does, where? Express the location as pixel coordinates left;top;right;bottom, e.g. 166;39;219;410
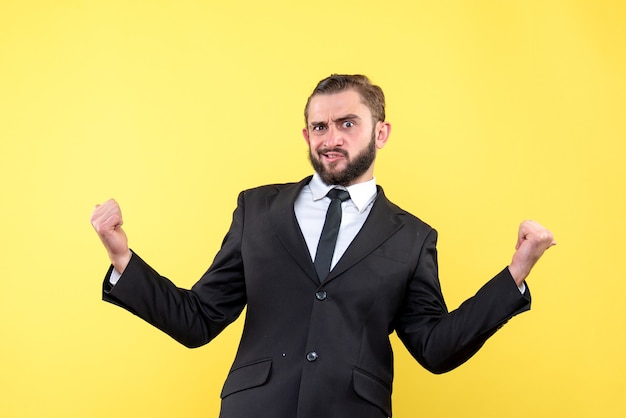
91;74;555;418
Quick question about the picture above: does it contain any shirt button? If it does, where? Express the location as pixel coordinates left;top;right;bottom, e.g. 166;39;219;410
315;290;327;301
306;351;319;362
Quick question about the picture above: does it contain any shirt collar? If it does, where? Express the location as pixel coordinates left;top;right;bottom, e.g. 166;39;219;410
309;173;378;213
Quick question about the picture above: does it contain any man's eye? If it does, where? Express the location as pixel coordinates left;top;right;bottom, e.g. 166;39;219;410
312;125;326;131
342;121;354;128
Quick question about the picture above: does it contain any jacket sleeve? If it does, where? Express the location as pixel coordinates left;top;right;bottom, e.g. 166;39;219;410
102;192;248;348
394;228;531;374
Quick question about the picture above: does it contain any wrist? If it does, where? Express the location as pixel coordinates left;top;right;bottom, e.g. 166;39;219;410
508;263;528;287
110;249;132;274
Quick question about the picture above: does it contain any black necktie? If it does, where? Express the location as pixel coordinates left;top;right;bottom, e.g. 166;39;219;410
314;188;351;281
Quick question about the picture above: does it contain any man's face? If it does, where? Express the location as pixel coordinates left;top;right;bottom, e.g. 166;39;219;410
302;89;390;186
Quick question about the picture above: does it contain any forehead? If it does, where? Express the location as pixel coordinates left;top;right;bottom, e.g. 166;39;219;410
307;89;372;122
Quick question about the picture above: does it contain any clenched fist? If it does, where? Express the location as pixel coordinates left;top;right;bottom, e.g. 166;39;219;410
509;220;556;286
91;199;132;273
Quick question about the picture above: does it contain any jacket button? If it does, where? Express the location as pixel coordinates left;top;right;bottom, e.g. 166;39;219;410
315;290;327;301
306;351;318;362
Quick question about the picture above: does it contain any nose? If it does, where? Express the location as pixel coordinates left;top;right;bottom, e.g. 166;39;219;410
324;124;344;148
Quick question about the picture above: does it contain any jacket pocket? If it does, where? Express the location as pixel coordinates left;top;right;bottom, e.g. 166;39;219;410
220;358;272;399
352;368;392;417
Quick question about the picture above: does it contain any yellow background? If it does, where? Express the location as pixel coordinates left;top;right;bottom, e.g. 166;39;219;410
1;1;624;417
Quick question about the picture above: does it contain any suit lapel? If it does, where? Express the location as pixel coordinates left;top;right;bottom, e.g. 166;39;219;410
324;186;405;284
267;180;405;286
266;177;320;284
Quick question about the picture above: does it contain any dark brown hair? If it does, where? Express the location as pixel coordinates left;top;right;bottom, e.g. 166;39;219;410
304;74;386;125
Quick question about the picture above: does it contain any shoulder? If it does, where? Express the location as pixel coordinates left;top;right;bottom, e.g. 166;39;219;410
242;176;310;196
376;186;435;233
235;176;312;206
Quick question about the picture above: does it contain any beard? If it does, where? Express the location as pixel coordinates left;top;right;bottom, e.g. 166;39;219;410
309;132;376;187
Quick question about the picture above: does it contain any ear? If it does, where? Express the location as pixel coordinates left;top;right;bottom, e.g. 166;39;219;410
302;127;311;145
374;121;391;150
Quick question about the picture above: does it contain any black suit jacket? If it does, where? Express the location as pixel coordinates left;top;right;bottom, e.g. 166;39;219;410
103;176;531;418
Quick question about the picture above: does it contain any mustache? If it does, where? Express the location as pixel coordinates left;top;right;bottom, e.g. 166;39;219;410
317;147;348;157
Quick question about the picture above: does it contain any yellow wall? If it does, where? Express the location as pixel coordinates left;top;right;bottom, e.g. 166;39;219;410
1;1;624;417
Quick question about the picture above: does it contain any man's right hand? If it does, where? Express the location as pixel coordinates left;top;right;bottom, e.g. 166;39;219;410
91;199;132;273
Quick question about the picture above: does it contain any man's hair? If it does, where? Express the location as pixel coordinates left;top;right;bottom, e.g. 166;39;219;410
304;74;386;125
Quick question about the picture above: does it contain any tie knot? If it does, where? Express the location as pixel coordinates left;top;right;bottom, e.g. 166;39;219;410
326;188;350;202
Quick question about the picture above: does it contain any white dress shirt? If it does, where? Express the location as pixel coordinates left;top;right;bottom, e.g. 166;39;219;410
294;173;377;270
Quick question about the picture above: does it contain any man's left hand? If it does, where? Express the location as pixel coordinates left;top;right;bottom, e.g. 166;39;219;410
509;220;556;286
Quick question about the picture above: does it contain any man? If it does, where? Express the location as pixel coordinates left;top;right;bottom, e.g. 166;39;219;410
91;74;555;418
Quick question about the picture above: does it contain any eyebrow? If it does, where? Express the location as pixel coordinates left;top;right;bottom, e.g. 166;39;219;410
332;114;361;123
309;114;361;127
